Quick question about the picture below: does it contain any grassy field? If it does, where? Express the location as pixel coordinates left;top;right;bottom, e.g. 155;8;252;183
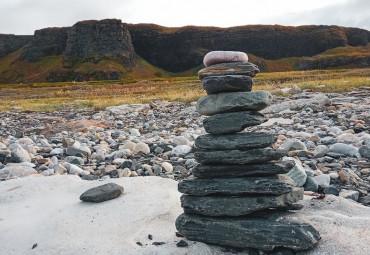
0;68;369;112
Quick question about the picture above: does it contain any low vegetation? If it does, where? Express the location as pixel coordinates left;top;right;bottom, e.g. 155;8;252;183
0;68;369;112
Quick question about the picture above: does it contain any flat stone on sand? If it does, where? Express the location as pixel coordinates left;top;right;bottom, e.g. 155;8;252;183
198;62;260;79
203;51;249;67
176;212;320;251
80;183;124;202
202;75;253;94
203;111;266;134
196;90;272;116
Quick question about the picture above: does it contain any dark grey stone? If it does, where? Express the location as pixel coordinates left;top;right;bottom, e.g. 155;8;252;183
198;62;260;79
359;145;370;159
202;75;253;94
195;132;274;150
181;188;303;216
195;148;287;165
81;175;99;181
80;183;124;203
203;111;266;134
178;175;294;196
303;176;319;192
196;91;272;116
192;161;295;178
324;185;340;196
175;212;320;251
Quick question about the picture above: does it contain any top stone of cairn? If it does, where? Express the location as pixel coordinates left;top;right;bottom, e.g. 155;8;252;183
203;51;249;67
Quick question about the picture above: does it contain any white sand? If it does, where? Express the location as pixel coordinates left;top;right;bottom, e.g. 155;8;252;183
1;175;369;255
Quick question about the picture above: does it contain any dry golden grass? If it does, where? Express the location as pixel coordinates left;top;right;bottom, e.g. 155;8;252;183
0;68;369;112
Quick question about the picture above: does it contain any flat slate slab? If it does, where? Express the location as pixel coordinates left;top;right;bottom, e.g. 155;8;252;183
203;111;266;134
178;175;294;196
195;132;274;150
202;75;253;94
80;183;124;203
196;90;272;116
195;148;287;165
198;62;260;79
192;160;295;178
176;212;320;251
181;187;303;216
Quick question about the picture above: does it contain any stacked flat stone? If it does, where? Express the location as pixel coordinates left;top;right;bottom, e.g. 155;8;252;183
176;51;320;252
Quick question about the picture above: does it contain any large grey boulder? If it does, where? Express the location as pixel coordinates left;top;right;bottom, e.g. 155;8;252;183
195;148;287;165
192;161;295;178
178;175;294;196
181;188;303;216
196;91;272;116
195;133;274;150
176;212;320;251
203;111;266;134
202;75;253;94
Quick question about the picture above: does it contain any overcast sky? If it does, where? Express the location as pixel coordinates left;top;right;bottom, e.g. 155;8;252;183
1;0;369;35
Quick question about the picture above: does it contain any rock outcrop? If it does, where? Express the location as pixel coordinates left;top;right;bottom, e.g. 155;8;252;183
64;19;135;67
0;34;32;58
19;27;70;62
128;24;370;72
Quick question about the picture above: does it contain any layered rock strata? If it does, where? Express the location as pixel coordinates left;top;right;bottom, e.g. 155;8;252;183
175;51;320;252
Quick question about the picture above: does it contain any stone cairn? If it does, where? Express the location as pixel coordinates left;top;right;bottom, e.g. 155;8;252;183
176;51;320;253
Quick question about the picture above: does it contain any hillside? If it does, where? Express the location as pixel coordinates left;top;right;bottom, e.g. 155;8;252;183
0;19;369;83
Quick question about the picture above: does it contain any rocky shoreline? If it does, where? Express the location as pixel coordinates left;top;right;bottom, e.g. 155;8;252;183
1;88;370;206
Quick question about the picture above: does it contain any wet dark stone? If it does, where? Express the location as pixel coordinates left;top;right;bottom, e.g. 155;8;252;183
175;212;320;251
80;183;124;203
195;132;274;151
203;111;266;134
178;175;294;196
181;188;303;216
195;148;287;165
202;75;253;94
192;161;295;178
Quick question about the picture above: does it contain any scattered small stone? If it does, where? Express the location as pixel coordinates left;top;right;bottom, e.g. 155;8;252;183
176;240;188;247
136;242;143;246
32;243;38;249
148;234;153;240
152;242;165;246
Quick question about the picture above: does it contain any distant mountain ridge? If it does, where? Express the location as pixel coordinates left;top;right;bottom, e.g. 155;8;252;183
0;19;369;83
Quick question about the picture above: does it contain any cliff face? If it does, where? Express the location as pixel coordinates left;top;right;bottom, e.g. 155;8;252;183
64;19;135;67
0;20;369;83
19;27;70;62
128;24;370;72
0;34;32;58
299;56;370;70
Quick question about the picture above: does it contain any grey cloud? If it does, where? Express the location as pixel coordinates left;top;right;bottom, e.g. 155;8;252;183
262;0;370;30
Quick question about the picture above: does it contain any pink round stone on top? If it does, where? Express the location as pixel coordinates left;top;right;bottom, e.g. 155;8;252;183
203;51;249;67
